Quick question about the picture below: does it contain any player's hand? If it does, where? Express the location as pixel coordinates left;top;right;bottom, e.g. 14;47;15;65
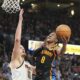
19;9;24;20
60;35;70;44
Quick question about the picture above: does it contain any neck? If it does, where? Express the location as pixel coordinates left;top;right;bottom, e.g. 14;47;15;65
45;42;56;49
46;43;59;50
18;56;24;64
10;57;24;69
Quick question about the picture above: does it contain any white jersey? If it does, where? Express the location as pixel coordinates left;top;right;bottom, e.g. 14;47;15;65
11;61;33;80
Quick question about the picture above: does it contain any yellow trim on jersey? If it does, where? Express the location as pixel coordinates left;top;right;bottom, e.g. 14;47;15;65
50;68;52;80
41;50;53;57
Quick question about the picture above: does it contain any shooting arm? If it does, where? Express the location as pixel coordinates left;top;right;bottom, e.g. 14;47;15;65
60;43;67;55
12;9;24;59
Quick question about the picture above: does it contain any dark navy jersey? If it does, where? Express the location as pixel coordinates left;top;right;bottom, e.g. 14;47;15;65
33;47;57;77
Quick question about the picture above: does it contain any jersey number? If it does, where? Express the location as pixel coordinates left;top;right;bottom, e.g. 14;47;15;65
41;56;46;63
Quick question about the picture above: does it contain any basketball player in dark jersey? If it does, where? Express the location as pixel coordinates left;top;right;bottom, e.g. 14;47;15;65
33;32;68;80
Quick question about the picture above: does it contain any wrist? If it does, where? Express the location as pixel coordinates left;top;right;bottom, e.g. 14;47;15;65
63;42;67;46
19;16;23;20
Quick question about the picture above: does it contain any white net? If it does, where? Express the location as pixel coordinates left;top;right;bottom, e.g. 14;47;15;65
1;0;20;13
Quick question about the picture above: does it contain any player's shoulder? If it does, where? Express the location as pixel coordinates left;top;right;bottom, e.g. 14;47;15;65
33;47;43;55
35;46;43;51
24;61;31;66
24;61;36;68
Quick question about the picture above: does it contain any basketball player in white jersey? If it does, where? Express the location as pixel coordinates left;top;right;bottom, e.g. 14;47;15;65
8;9;35;80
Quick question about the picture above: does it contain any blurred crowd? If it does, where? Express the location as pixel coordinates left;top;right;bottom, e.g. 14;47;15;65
0;8;80;80
51;53;80;80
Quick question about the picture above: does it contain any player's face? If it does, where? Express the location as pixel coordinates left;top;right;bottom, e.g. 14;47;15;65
20;45;26;58
46;32;58;43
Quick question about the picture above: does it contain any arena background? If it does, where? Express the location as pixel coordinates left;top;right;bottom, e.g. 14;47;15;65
0;0;80;80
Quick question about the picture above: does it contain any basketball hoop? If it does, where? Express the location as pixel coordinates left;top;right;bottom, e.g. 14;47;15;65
1;0;20;13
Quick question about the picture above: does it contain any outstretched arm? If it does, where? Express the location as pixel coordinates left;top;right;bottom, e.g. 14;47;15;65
60;35;70;55
60;42;67;55
11;9;24;60
57;36;69;56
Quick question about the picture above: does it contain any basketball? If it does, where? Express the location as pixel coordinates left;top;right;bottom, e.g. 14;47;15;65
56;24;71;39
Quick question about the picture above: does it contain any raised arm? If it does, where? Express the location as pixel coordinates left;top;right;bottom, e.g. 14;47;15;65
11;9;24;60
57;36;69;56
60;42;67;55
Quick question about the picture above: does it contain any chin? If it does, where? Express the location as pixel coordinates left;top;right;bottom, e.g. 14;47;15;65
46;39;51;41
22;55;26;58
47;40;53;43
